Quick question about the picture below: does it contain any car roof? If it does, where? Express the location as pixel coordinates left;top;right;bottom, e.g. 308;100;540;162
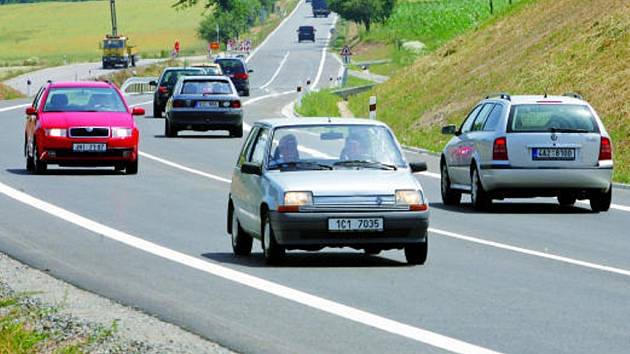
163;67;205;72
299;26;314;29
49;81;114;89
215;57;245;63
179;75;230;81
193;63;221;68
255;118;389;128
484;95;587;105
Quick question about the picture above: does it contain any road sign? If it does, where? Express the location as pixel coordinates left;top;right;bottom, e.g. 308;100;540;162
341;45;352;65
227;39;236;51
210;41;220;51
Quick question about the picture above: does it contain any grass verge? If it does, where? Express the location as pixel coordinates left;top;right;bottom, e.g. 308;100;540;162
0;83;25;100
296;90;341;117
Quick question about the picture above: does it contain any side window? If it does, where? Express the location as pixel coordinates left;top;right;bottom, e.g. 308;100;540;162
471;104;495;131
249;128;270;165
483;105;504;132
460;105;483;134
237;127;259;166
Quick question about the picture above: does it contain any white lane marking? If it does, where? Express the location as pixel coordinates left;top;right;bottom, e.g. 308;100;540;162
0;181;499;354
281;101;297;118
246;1;302;63
138;152;231;184
429;227;630;277
416;172;630;213
136;156;630;278
259;52;291;90
242;90;294;106
129;100;153;108
0;103;30;113
313;15;339;89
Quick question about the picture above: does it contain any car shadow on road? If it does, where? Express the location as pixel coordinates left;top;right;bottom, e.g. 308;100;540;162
5;168;123;176
430;202;595;214
201;252;409;268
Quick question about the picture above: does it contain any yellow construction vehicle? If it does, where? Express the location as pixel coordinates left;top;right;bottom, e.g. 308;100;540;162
101;0;138;69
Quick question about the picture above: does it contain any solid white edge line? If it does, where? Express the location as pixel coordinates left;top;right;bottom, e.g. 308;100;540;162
0;103;30;113
246;0;302;64
313;15;339;89
0;181;499;354
259;52;291;90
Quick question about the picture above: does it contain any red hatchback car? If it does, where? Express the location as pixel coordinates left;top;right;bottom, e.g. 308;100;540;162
24;81;144;174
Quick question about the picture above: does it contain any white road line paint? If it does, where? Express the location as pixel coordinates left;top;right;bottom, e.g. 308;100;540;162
245;1;302;64
138;152;231;184
416;171;630;213
0;103;30;112
0;181;498;354
129;100;153;108
259;52;291;90
281;101;297;118
429;227;630;277
242;90;295;106
312;15;339;89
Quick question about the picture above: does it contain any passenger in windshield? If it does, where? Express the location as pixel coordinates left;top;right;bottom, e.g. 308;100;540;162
340;134;370;161
273;134;300;164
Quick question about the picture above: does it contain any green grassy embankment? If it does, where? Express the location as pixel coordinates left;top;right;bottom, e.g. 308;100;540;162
0;84;24;100
348;0;630;182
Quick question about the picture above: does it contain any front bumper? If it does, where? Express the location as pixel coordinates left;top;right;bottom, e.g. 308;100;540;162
170;110;243;130
269;210;429;250
102;56;129;65
39;136;137;166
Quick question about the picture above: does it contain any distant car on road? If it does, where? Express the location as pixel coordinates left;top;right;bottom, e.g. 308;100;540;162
24;81;144;175
297;26;316;42
214;57;253;97
164;76;243;138
440;93;613;212
192;63;224;76
228;118;430;265
311;0;330;17
150;67;205;118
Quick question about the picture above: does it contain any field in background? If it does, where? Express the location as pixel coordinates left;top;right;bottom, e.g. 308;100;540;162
0;84;23;100
348;0;630;182
0;0;207;66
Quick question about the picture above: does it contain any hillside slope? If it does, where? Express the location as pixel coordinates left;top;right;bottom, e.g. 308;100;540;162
349;0;630;182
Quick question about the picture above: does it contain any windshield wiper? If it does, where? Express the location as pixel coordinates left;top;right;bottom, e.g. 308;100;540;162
549;127;590;133
268;161;333;171
333;160;398;170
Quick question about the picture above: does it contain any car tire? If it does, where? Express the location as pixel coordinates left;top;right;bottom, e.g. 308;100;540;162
441;163;461;206
590;186;612;212
114;164;125;172
404;240;428;265
230;125;243;138
153;102;162;118
262;214;285;265
243;90;250;97
557;194;577;207
364;248;381;256
165;119;177;137
126;158;138;175
25;139;35;172
33;142;47;175
231;209;253;256
471;166;491;210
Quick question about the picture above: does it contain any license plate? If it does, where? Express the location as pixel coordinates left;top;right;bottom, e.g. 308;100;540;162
197;101;218;108
328;218;383;232
532;148;575;160
72;143;106;152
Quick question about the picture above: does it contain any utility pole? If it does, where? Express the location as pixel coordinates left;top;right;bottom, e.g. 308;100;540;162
110;0;117;36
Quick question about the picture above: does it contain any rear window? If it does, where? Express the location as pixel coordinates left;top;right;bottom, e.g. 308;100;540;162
181;80;232;95
216;59;245;74
508;104;599;133
299;27;314;33
160;69;204;87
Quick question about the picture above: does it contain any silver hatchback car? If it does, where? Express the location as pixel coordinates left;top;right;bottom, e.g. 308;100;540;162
228;118;430;265
440;93;613;211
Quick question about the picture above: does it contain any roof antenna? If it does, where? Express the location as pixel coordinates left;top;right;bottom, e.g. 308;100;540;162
544;88;548;98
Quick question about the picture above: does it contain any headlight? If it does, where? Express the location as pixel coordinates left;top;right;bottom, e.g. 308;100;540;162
284;191;313;206
395;190;428;211
111;127;133;138
45;128;66;137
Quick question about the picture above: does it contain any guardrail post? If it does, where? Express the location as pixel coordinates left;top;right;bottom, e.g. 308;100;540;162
369;96;377;120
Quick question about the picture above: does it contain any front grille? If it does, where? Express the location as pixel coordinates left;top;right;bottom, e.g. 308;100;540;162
306;195;403;212
69;127;110;138
51;148;131;158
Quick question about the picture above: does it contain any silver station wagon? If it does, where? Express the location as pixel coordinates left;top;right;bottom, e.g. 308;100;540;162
228;118;430;265
440;93;613;211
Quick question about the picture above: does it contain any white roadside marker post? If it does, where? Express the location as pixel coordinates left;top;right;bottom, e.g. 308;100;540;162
369;96;377;120
297;85;303;110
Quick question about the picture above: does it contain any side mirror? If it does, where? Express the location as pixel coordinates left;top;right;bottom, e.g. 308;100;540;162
131;107;145;116
241;162;262;175
441;124;457;135
148;80;158;86
409;161;428;173
248;69;254;73
25;107;37;115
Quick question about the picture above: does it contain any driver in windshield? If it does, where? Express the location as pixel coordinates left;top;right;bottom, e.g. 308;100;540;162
340;134;371;161
273;134;300;164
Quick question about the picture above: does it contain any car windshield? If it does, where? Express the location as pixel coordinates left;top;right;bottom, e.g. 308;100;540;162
43;87;126;113
181;80;232;95
103;39;124;48
216;60;245;74
161;70;204;87
509;104;599;133
267;125;406;171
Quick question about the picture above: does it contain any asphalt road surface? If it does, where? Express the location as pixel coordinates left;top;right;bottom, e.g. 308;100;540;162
2;3;630;353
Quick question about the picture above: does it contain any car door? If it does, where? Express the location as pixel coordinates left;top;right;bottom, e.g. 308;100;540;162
467;103;497;178
25;87;45;155
239;127;270;235
447;104;482;185
231;127;259;230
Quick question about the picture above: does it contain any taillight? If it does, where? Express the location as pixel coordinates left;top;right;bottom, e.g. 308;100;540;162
493;137;509;160
599;137;612;160
234;73;248;80
158;86;168;94
231;100;241;109
173;100;186;108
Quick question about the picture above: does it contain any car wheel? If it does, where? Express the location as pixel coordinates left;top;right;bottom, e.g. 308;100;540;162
557;194;577;207
364;248;381;256
114;164;125;172
33;142;47;175
243;90;250;97
126;158;138;175
231;209;253;256
404;240;428;265
262;214;285;265
25;139;35;172
165;118;177;137
590;186;612;212
153;102;162;118
471;166;491;210
230;124;243;138
441;163;461;206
